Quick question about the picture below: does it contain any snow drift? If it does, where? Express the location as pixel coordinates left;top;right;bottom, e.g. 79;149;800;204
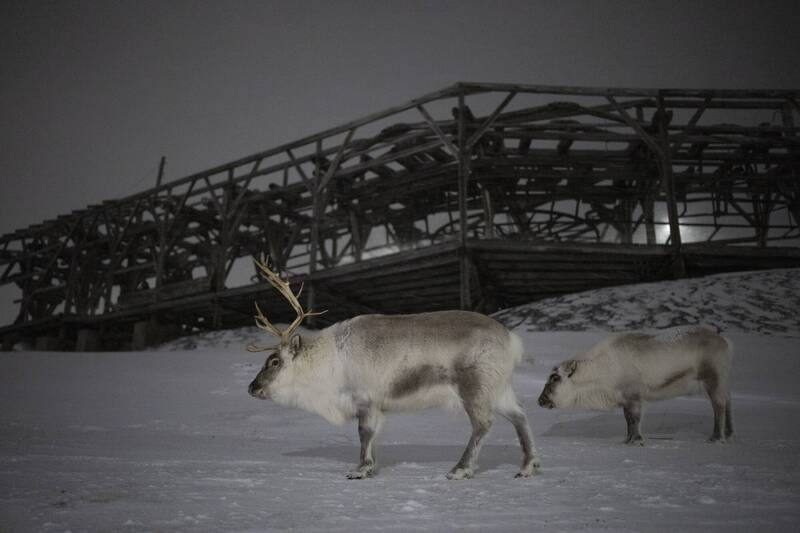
493;268;800;337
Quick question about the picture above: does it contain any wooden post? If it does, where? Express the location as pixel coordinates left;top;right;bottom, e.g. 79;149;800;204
782;101;798;160
482;185;495;239
757;192;772;248
215;186;231;293
350;210;363;262
155;231;166;291
621;191;634;245
306;141;323;324
76;328;100;351
457;94;472;310
151;197;168;295
644;192;657;245
63;228;81;314
156;156;166;187
1;335;14;351
657;95;684;276
212;305;222;329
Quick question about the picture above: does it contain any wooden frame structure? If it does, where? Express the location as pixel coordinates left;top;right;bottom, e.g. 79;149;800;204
1;82;799;349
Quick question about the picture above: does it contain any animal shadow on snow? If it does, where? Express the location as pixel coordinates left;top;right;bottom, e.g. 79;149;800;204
544;411;709;441
285;444;521;472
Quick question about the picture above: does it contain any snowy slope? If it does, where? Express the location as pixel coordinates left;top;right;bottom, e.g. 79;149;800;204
1;270;800;532
494;268;800;337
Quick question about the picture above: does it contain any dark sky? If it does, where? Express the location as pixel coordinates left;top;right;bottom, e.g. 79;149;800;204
1;0;799;235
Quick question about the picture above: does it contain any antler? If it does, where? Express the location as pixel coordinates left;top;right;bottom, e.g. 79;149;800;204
251;257;327;347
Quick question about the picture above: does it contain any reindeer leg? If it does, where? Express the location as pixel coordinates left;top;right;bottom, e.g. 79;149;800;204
622;398;644;445
724;393;734;440
346;406;384;479
448;401;492;480
496;387;541;478
706;394;726;443
700;361;726;443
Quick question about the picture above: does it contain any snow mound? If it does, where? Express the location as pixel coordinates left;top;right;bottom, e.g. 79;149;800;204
493;268;800;337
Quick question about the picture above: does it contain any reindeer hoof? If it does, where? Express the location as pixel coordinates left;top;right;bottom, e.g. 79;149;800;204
446;467;473;480
514;469;534;478
625;435;645;446
346;468;373;479
515;457;541;478
707;436;725;444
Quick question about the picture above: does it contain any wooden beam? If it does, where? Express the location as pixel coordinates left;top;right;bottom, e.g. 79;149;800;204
606;96;664;158
317;128;356;193
656;96;684;273
466;90;517;149
457;94;471;310
456;81;800;100
416;104;460;157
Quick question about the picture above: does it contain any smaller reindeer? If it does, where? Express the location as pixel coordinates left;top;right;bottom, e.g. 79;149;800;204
538;326;733;444
247;259;540;479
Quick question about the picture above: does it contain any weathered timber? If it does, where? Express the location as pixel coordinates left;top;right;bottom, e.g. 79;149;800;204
1;82;798;349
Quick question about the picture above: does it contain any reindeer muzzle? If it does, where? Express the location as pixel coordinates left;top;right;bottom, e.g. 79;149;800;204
248;380;269;399
538;394;554;409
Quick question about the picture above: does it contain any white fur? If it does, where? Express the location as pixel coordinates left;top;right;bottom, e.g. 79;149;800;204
267;334;355;425
546;325;733;410
508;332;524;366
257;310;524;423
249;301;540;479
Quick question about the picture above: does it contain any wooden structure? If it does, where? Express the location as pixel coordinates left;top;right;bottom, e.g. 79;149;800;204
1;82;799;349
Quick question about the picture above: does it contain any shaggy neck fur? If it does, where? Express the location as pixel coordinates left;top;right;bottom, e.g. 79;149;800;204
568;356;622;410
569;386;620;410
269;333;351;425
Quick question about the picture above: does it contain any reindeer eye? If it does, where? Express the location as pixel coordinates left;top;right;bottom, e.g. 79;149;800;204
268;356;281;368
551;374;561;382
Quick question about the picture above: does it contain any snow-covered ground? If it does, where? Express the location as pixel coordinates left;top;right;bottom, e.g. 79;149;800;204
494;268;800;337
2;270;799;532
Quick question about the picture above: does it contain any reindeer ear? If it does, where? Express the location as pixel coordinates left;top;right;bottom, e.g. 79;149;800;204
566;360;579;377
289;334;302;356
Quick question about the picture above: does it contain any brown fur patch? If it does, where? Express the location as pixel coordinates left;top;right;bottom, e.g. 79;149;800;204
660;368;692;389
697;360;719;391
454;360;485;406
389;364;450;398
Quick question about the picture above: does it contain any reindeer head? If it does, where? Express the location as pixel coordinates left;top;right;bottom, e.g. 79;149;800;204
538;359;580;409
247;258;326;400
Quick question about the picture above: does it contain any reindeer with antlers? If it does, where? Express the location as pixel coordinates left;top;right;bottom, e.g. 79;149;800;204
247;258;541;480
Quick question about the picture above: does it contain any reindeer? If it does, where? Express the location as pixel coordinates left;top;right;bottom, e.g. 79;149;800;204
537;326;734;445
247;259;540;479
